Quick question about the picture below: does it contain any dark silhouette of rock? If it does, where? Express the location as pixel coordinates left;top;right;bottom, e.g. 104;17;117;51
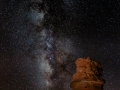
70;57;105;90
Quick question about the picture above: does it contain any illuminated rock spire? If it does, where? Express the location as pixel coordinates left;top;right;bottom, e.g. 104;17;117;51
70;57;105;90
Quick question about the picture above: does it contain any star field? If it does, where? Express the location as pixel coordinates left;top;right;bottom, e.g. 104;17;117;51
0;0;120;90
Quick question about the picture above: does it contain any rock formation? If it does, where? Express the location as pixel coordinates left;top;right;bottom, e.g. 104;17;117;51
70;57;105;90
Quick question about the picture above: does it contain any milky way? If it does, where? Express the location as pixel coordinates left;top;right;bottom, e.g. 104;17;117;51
1;0;120;90
1;0;77;90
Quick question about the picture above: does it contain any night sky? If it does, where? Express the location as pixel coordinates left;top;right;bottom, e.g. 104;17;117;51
0;0;120;90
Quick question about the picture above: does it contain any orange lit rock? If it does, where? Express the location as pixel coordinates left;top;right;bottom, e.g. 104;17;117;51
70;57;105;90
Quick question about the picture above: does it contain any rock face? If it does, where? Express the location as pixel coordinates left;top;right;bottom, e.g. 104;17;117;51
70;57;105;90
